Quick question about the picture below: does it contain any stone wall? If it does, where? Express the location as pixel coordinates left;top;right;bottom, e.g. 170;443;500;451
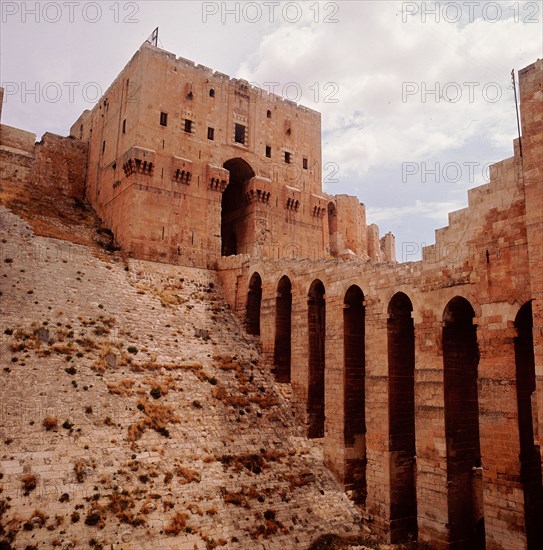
217;59;543;549
34;133;87;198
0;124;87;200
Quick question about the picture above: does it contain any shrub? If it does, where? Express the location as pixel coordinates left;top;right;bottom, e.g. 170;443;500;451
84;510;103;527
175;466;201;484
21;473;38;494
43;415;58;431
150;387;162;399
164;512;188;535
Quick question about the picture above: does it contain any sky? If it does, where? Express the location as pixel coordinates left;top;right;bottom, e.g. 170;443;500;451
1;0;542;261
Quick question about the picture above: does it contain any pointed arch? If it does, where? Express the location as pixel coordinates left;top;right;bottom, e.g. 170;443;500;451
387;292;417;542
246;272;262;336
221;158;255;256
274;275;292;383
343;285;366;502
443;297;485;548
308;279;326;438
514;301;543;547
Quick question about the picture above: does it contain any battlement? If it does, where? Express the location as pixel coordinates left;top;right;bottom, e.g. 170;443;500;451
138;42;321;116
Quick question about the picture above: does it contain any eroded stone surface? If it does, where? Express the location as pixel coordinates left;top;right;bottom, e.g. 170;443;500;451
0;207;365;549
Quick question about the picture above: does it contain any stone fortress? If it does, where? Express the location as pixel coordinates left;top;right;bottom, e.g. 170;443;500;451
0;40;541;550
70;42;394;267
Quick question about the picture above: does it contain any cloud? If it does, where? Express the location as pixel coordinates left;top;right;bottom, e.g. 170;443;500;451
236;1;540;176
367;199;466;224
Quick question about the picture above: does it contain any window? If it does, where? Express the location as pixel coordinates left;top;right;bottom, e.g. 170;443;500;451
208;127;215;141
160;112;168;126
184;119;193;133
266;146;272;158
209;88;215;98
122;119;126;134
284;151;291;164
303;157;308;170
235;123;246;145
102;140;106;154
267;110;272;119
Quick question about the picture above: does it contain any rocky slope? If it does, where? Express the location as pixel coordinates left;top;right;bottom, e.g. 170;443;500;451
0;205;369;549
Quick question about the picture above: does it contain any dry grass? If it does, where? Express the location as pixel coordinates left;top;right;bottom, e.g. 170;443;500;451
213;354;248;383
127;397;180;441
107;378;135;396
107;492;146;526
212;383;278;409
50;342;77;355
155;289;188;308
92;346;128;372
73;459;95;483
175;466;201;485
250;509;286;539
42;415;58;431
146;376;176;398
84;506;105;528
130;361;203;373
27;509;48;528
164;512;189;535
283;470;316;489
219;450;286;475
186;502;204;516
20;473;38;494
222;485;271;508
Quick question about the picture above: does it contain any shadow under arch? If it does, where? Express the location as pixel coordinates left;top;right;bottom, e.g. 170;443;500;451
307;279;326;438
387;291;417;542
442;296;485;549
343;284;366;503
246;271;262;336
274;275;292;383
514;301;543;548
221;158;255;256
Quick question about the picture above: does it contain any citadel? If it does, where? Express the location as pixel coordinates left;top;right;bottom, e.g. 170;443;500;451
0;41;542;550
